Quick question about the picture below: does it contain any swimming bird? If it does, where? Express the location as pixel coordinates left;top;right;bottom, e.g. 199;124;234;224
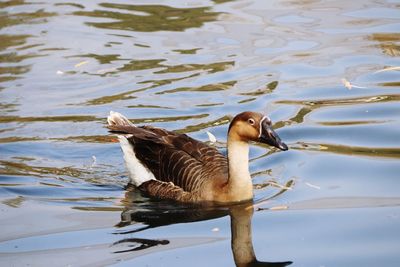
107;111;288;203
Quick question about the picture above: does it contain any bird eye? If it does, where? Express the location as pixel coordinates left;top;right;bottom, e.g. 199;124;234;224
248;118;255;125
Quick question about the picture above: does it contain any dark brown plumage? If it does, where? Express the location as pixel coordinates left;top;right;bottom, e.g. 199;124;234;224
107;111;288;203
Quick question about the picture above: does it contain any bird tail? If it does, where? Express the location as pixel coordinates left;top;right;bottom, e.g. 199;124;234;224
107;111;155;186
107;111;134;127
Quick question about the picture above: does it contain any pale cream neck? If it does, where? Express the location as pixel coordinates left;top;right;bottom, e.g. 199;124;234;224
227;137;253;201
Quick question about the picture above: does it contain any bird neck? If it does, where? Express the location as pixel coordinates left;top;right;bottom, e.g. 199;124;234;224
227;134;253;201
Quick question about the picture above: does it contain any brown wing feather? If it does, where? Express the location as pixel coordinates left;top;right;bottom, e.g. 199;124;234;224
139;180;195;202
109;125;228;193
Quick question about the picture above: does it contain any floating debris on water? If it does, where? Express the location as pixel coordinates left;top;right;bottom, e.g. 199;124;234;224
206;131;217;143
341;78;367;90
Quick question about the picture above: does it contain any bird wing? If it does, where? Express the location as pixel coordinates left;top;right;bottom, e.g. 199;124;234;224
108;125;228;192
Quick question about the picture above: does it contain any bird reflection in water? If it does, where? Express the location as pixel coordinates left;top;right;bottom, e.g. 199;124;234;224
112;186;292;266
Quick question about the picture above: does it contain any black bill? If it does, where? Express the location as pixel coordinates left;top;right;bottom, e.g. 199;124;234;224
259;119;288;151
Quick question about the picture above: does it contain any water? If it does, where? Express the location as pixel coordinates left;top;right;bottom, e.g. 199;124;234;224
0;0;400;266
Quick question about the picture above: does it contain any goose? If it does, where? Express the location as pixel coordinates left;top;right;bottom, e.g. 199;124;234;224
107;111;288;203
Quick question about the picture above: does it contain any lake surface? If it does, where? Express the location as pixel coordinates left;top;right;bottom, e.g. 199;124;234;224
1;0;400;266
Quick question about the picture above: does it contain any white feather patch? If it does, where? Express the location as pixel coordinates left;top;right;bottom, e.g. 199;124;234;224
258;116;266;138
118;136;155;186
206;131;217;143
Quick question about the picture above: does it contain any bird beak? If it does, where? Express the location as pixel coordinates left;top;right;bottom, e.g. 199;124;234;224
259;119;288;151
